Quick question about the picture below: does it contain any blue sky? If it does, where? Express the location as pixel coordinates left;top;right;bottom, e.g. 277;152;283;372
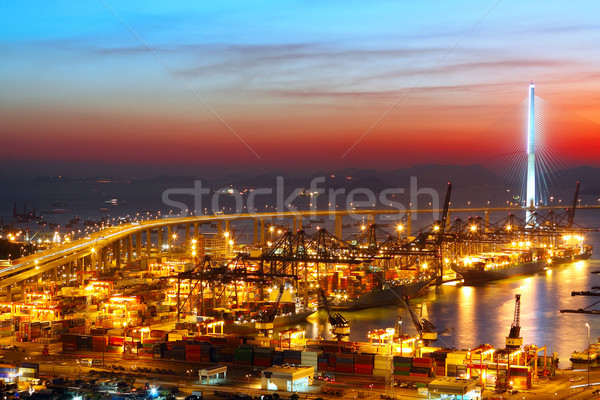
1;1;599;177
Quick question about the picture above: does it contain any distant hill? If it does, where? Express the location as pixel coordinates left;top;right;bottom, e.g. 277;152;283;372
26;164;600;200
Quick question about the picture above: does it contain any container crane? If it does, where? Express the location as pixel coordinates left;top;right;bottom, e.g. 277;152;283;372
401;295;437;345
255;286;284;334
319;289;350;340
506;294;523;349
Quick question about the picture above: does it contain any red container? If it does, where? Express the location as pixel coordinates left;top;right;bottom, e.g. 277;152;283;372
109;336;124;346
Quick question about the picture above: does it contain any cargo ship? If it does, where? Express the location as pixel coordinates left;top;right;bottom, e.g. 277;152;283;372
328;276;435;311
570;346;598;366
454;245;592;285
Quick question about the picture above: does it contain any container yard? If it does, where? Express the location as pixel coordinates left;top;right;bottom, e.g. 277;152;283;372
0;182;596;400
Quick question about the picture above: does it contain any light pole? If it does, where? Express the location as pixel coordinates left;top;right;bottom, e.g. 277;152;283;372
170;233;177;259
586;322;590;388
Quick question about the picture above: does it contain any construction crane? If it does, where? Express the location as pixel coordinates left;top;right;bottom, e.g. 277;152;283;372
255;286;284;334
319;289;350;340
506;294;523;349
401;295;437;345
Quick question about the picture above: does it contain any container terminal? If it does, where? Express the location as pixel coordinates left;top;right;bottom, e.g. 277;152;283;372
0;183;596;400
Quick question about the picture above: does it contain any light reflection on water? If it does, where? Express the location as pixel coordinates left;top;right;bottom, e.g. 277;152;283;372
294;230;600;365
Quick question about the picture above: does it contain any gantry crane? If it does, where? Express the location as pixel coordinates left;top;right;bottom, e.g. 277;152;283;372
319;289;350;340
401;295;437;345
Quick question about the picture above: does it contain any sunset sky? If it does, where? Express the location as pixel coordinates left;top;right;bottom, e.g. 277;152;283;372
1;1;600;178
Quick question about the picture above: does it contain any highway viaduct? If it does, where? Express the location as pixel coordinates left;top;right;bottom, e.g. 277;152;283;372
2;205;598;301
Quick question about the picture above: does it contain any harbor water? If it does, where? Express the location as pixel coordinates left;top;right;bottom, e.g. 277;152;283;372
299;212;600;365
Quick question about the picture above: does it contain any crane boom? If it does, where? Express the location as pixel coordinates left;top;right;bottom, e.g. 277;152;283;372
506;294;523;349
401;295;437;345
319;289;350;339
255;286;284;333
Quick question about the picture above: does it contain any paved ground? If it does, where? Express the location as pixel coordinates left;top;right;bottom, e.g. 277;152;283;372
2;336;600;400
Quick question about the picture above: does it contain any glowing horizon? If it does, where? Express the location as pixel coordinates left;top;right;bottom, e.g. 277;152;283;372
1;1;600;177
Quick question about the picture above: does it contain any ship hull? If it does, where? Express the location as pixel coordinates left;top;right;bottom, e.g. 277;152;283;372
553;248;593;264
223;309;315;334
456;248;593;285
328;278;434;311
455;260;548;285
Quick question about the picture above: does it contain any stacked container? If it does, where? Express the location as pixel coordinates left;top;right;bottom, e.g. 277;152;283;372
186;343;202;362
300;349;319;370
393;356;411;378
254;347;273;367
373;355;388;377
234;345;254;366
219;347;234;363
61;333;77;352
445;351;468;378
283;349;302;365
273;350;284;365
429;350;450;377
411;357;433;377
77;335;92;351
335;353;354;374
317;354;329;372
163;341;186;360
0;319;13;338
354;353;374;375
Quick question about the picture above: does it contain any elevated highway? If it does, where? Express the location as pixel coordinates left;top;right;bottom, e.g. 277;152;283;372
2;205;599;297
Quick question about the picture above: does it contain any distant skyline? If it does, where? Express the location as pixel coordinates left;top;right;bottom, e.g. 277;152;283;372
1;1;600;178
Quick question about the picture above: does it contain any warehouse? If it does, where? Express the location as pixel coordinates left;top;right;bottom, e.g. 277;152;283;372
427;378;481;400
261;366;314;392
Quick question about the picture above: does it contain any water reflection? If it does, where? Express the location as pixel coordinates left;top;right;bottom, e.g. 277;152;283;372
294;231;600;364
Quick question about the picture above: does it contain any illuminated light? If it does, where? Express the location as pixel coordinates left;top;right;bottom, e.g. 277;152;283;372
433;226;440;232
506;225;511;231
526;81;536;212
470;225;477;232
397;225;403;231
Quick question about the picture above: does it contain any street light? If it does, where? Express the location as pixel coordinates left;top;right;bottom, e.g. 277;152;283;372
586;322;590;388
